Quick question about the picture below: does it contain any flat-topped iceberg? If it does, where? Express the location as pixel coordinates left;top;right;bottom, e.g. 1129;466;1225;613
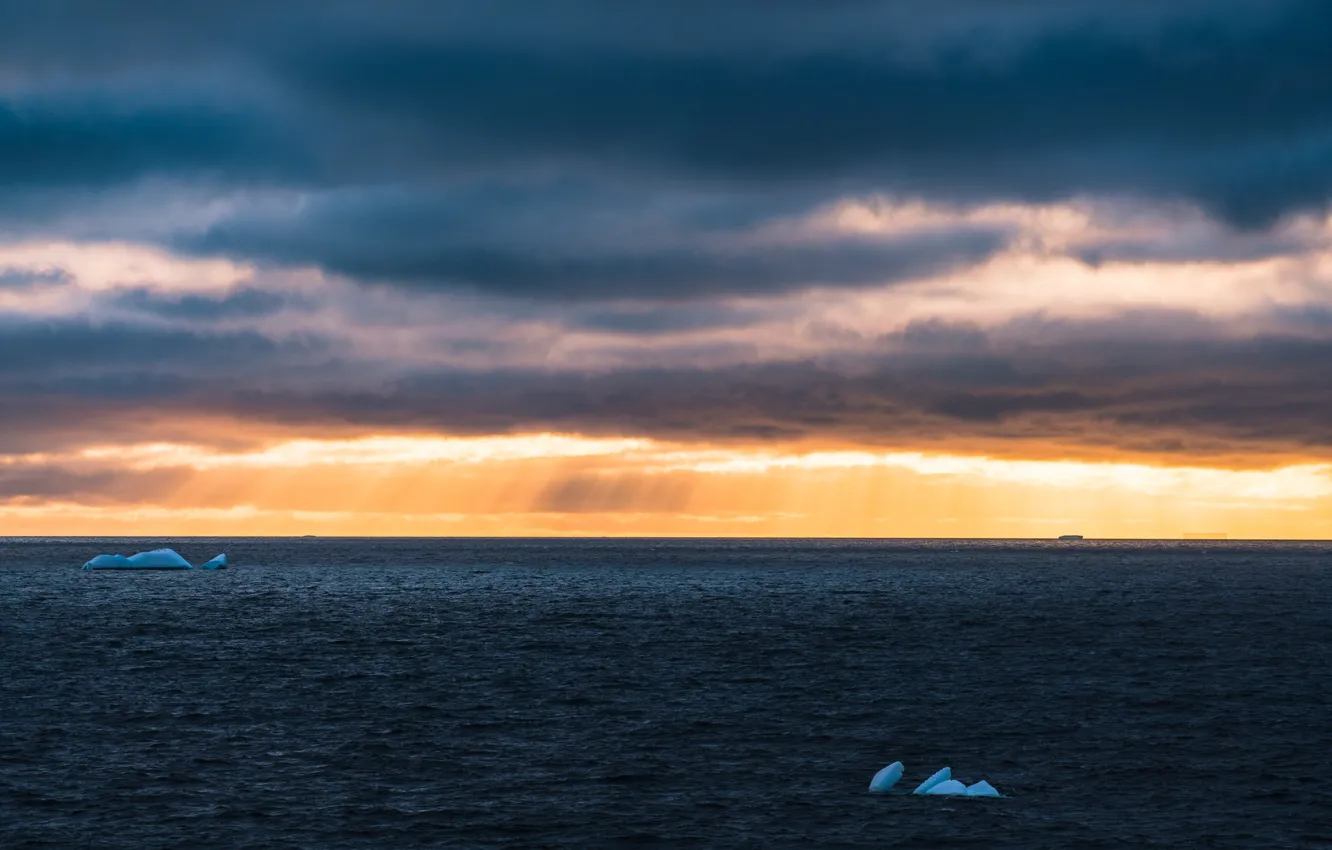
82;548;226;570
868;761;904;793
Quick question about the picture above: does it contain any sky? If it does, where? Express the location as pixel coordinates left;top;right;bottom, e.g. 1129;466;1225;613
5;0;1332;538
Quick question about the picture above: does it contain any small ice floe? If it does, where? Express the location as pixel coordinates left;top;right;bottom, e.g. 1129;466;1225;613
868;761;904;793
861;765;1005;798
81;548;227;570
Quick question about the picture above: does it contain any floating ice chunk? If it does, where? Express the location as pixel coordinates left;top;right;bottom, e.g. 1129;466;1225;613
965;780;1001;797
868;761;904;793
913;767;951;795
199;554;227;570
924;779;968;795
83;554;134;569
126;548;193;568
83;548;195;569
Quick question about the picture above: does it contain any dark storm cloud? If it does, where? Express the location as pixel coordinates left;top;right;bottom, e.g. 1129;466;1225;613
6;0;1332;466
0;318;341;454
3;298;1332;460
242;323;1332;460
184;212;1011;299
0;0;1330;298
0;2;1269;73
2;309;1327;462
0;318;328;380
0;92;311;191
175;182;974;299
279;16;1332;229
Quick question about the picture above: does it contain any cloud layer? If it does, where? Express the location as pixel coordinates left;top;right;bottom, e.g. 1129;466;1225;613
6;2;1332;530
6;2;1332;255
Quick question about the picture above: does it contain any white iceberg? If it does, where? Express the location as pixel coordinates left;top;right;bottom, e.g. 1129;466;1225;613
868;761;904;793
965;780;1001;797
199;554;227;570
82;548;217;570
82;554;134;569
924;779;968;795
127;548;193;568
913;766;951;795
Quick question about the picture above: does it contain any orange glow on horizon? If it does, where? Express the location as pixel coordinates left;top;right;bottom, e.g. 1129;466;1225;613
5;433;1332;539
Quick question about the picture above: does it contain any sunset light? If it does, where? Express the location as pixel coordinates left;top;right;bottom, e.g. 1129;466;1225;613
4;2;1332;542
6;5;1330;848
5;432;1331;538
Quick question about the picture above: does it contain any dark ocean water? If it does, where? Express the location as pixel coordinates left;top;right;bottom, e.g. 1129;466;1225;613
1;538;1329;849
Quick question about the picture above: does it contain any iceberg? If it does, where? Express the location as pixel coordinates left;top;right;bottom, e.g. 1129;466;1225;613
84;549;191;570
913;766;951;795
126;548;193;568
868;761;904;793
82;548;221;570
866;762;1007;799
82;554;134;569
923;779;968;795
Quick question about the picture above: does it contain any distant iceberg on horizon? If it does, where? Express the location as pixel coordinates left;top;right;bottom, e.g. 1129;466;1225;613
125;549;193;568
82;548;226;570
83;554;137;569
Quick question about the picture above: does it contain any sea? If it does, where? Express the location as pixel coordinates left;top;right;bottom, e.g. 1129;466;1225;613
1;538;1328;848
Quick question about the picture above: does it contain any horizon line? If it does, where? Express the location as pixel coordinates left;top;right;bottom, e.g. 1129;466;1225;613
6;534;1325;543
